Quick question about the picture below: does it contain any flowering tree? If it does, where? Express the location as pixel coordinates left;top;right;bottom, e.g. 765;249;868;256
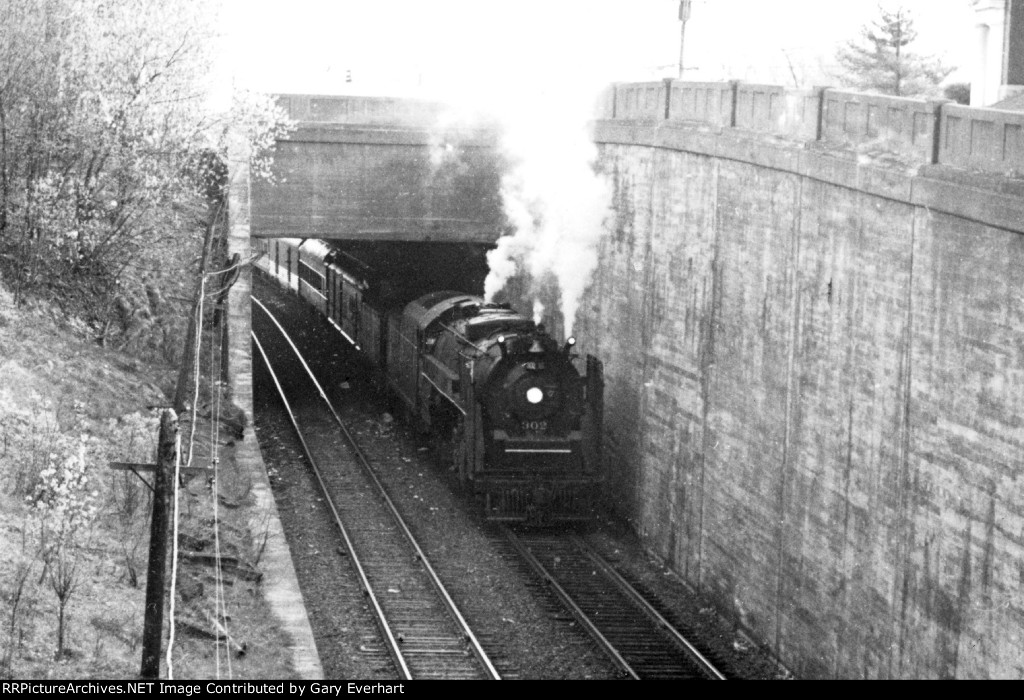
0;0;292;347
28;439;100;658
834;5;953;97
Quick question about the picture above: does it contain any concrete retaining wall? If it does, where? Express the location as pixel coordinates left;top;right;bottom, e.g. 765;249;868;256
563;104;1024;677
605;80;1024;175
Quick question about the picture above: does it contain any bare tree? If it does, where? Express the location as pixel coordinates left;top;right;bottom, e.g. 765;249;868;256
47;550;80;659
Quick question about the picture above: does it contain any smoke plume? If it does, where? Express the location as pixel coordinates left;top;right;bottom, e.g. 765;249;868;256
483;92;611;339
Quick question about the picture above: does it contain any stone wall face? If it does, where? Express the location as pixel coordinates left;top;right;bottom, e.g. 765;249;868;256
551;140;1024;678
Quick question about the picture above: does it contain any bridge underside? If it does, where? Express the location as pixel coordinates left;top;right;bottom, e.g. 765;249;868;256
330;239;491;303
251;123;505;244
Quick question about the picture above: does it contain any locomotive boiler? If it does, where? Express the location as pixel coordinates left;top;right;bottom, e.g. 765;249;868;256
254;237;604;523
391;292;604;522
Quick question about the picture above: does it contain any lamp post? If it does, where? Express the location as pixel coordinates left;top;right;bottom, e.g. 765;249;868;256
678;0;692;78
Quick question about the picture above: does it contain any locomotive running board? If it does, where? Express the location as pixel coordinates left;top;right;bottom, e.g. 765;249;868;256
328;318;360;350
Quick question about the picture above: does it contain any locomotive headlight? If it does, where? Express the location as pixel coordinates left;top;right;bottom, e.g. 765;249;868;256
526;387;544;404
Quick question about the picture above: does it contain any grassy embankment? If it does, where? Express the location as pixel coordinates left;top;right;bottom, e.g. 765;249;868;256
0;283;294;679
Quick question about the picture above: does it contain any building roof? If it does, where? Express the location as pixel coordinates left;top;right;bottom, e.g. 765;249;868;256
991;91;1024;110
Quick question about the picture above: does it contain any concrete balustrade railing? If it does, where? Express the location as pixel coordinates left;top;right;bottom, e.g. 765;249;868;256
614;81;671;121
601;79;1024;175
667;81;736;127
938;103;1024;173
821;90;942;162
738;83;824;141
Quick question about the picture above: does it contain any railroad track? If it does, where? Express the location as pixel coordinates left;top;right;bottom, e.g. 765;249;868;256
252;295;501;680
502;528;727;680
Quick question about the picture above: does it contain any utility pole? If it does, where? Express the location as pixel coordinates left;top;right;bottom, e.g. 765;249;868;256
173;208;220;414
678;0;693;78
140;410;178;679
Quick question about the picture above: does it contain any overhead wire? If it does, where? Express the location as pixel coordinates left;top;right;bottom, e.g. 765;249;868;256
164;198;248;677
166;273;205;680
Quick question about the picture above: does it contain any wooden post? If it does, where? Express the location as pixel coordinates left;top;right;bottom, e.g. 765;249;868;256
216;253;241;386
140;409;177;679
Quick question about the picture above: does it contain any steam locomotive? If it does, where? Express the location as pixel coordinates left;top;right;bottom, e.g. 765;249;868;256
254;237;604;523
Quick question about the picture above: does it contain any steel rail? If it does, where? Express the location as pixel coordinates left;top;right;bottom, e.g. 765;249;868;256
252;295;501;680
251;330;412;679
501;527;640;680
571;534;726;680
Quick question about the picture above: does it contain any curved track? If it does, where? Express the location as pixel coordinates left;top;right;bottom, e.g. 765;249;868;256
252;295;500;681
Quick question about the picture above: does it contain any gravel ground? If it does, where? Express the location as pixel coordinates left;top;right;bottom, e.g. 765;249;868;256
251;276;792;680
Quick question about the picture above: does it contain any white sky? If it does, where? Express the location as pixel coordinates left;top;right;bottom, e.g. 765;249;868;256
217;1;977;331
221;0;976;100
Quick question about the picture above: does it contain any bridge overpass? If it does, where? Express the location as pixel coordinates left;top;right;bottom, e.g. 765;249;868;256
250;94;505;244
224;85;1024;679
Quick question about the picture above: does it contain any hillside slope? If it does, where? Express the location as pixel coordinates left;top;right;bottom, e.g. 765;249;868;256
0;284;294;679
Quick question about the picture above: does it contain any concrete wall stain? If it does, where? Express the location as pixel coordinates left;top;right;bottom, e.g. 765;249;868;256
489;128;1024;677
494;121;1024;676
